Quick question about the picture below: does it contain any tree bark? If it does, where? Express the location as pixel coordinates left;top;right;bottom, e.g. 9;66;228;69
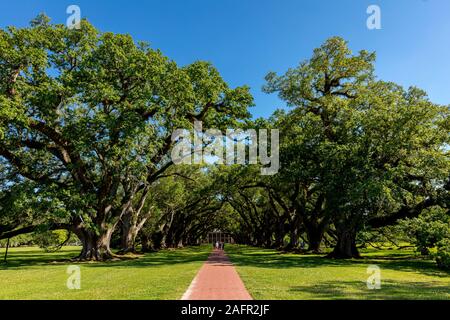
117;187;151;254
119;224;138;254
285;226;299;250
71;222;115;261
118;210;141;254
140;233;152;253
327;228;360;259
273;231;285;249
3;238;10;263
306;227;324;253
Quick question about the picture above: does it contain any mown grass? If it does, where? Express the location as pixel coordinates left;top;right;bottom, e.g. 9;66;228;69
226;245;450;300
2;244;449;300
0;245;211;300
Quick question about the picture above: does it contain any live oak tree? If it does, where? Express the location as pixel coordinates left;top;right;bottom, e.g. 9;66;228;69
137;165;228;251
218;126;332;252
263;37;449;258
0;162;70;241
217;166;274;247
262;110;333;252
216;38;448;258
0;16;252;260
214;161;297;250
1;17;448;262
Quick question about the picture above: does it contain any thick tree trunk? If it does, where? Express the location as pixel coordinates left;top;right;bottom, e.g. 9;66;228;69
284;213;303;251
273;232;285;249
118;187;150;254
327;228;360;259
284;225;300;251
306;225;325;253
139;233;154;253
307;233;323;253
120;226;138;254
70;218;116;261
118;207;150;254
118;211;138;254
272;222;286;249
74;228;115;261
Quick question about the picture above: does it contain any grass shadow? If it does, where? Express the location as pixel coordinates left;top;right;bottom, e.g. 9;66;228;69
0;246;212;270
289;280;450;300
226;245;450;278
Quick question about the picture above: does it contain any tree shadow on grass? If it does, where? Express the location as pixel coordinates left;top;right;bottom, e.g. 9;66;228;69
227;245;363;269
0;249;80;269
88;248;211;269
226;246;450;279
365;258;450;278
288;280;450;300
0;246;212;270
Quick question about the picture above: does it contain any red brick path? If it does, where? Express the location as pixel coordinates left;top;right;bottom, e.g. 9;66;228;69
181;249;253;300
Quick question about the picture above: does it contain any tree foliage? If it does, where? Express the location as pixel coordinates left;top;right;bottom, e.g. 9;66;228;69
1;18;448;267
0;16;252;260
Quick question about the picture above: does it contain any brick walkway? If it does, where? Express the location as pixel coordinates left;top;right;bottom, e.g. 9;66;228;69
181;249;253;300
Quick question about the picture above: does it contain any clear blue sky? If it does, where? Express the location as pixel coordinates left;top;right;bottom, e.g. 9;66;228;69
1;0;449;118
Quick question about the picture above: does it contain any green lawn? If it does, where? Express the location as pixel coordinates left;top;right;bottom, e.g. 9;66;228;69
0;245;211;300
2;244;449;300
226;245;450;300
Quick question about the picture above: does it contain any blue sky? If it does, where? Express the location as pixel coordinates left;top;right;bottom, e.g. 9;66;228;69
1;0;449;119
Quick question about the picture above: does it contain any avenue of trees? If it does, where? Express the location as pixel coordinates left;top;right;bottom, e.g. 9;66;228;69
1;17;449;268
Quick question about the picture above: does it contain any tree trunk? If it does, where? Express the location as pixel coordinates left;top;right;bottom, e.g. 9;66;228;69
118;206;150;254
77;231;114;261
3;238;10;263
327;228;360;259
72;223;115;261
120;225;137;254
118;187;151;254
272;222;286;249
273;232;284;249
306;225;325;253
119;211;138;254
139;233;153;253
284;227;299;251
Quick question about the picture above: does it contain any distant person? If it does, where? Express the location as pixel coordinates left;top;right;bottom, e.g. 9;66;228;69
215;241;219;250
